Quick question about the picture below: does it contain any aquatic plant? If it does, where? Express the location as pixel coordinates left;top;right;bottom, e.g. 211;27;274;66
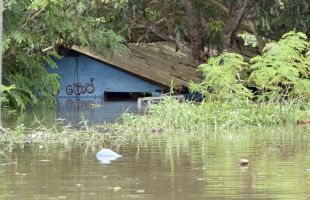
122;97;310;131
0;113;161;152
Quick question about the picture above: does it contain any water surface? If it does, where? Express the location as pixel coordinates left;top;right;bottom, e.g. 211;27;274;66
56;99;138;124
1;128;310;199
3;99;138;128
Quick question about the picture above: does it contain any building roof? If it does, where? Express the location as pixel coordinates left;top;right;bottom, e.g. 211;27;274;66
71;42;202;89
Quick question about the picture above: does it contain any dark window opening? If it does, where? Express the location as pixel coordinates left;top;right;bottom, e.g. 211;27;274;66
57;46;80;57
104;92;152;101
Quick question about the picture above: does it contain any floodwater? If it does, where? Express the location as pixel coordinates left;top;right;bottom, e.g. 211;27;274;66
3;99;138;128
1;128;310;199
56;98;138;124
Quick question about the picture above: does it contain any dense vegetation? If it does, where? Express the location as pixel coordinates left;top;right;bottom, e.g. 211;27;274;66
2;4;310;199
120;31;310;130
191;32;310;102
1;0;310;127
107;0;310;58
2;0;127;110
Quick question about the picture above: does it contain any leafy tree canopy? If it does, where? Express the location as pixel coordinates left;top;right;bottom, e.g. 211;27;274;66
104;0;310;59
2;0;310;111
2;0;127;110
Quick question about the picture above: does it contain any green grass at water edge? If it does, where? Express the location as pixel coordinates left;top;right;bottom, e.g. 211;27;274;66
1;97;310;152
1;124;309;165
122;98;310;131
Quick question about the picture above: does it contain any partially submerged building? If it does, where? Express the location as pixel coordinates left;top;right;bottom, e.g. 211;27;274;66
49;42;202;100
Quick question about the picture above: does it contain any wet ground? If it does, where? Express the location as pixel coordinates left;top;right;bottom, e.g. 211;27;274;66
1;128;310;199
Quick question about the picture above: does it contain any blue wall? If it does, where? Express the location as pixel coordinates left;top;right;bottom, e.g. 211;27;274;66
49;53;161;98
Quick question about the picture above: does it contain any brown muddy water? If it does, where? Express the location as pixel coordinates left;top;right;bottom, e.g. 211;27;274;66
1;128;310;199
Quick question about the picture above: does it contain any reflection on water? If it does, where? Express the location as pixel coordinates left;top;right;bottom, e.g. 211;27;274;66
1;128;310;199
56;98;138;124
3;99;138;128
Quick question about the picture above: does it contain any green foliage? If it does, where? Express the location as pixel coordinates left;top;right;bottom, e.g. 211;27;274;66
85;30;128;57
0;119;135;152
3;0;127;111
122;31;310;131
279;0;310;36
1;85;17;116
108;0;310;54
238;32;257;47
192;31;310;102
250;31;310;100
122;97;310;130
203;20;225;51
1;85;15;102
190;52;252;100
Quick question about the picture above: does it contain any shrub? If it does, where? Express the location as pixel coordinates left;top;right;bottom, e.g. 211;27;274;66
190;52;253;101
191;31;310;102
249;32;310;101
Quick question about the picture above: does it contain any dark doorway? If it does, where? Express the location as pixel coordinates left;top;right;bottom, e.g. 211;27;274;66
104;92;151;101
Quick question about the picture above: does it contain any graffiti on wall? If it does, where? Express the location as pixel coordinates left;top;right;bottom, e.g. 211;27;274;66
66;78;95;95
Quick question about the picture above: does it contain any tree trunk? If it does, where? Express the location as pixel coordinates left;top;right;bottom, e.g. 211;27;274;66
184;0;204;61
243;19;266;54
161;0;173;37
222;0;248;50
0;0;3;131
254;30;266;53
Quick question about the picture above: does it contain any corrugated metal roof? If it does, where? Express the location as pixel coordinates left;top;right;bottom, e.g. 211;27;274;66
72;42;202;89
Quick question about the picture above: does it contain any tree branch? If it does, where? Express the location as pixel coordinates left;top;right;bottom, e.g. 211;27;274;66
22;9;44;28
134;17;176;43
208;0;229;14
242;20;266;53
222;0;249;49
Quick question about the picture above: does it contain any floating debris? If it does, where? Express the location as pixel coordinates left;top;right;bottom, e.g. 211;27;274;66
240;159;249;166
90;103;104;109
297;119;310;126
113;186;122;192
96;149;122;164
40;160;51;162
152;128;165;134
